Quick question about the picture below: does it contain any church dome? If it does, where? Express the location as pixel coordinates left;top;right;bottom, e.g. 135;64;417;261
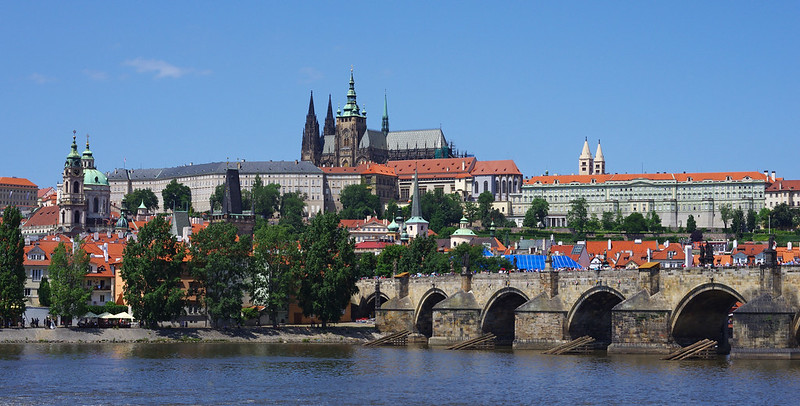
387;219;399;232
115;215;128;230
83;168;109;186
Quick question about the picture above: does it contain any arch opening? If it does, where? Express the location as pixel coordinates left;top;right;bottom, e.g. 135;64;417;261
568;290;624;346
351;293;388;321
415;291;446;338
671;287;743;352
481;290;528;345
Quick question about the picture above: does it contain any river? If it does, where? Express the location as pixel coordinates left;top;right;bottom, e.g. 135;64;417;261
1;343;799;405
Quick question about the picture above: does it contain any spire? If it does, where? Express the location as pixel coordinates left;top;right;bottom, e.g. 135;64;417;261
301;91;321;163
340;67;363;118
307;91;315;116
594;139;605;161
381;91;389;135
580;137;592;159
411;167;422;218
323;94;336;136
65;130;81;168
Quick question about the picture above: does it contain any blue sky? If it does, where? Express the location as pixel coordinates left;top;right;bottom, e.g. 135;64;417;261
2;2;798;188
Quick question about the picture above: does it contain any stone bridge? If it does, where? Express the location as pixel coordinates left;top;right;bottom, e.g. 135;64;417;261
352;264;800;358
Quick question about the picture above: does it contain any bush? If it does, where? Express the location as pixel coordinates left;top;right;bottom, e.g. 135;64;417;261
87;303;128;315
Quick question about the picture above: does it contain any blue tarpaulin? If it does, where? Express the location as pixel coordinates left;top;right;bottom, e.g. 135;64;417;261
503;254;582;271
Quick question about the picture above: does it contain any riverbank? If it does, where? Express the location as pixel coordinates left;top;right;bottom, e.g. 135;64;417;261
0;324;381;344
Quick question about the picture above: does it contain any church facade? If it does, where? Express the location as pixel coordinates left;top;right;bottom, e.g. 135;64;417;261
301;70;455;167
57;132;111;234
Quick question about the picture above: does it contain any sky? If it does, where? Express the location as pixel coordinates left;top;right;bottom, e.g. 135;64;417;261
1;2;798;188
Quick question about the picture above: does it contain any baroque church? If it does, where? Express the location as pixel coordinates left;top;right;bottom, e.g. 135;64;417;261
57;132;111;234
301;70;459;167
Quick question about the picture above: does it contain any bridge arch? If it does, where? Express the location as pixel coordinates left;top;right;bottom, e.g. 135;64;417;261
670;283;745;349
352;291;390;320
480;287;529;345
567;286;625;345
414;288;448;338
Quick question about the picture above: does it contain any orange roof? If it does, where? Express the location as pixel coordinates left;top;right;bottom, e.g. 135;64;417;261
525;171;769;185
0;177;37;188
37;187;56;199
470;160;522;176
766;180;800;192
321;163;397;177
387;158;476;179
23;206;59;228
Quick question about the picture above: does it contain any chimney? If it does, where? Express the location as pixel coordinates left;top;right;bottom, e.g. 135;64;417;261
665;240;670;248
608;239;612;251
647;248;651;262
106;231;112;238
789;242;793;251
684;245;693;268
102;243;108;262
461;160;465;171
772;171;776;182
93;231;99;241
764;170;769;180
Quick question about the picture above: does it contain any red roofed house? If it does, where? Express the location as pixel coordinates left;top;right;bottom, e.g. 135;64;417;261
766;179;800;209
22;205;60;236
0;176;38;214
388;157;476;202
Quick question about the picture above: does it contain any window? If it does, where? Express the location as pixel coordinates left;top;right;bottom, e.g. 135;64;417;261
24;288;31;297
32;269;42;282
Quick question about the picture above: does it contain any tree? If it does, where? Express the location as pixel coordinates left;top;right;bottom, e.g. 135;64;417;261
399;236;445;275
48;242;91;322
720;204;732;232
356;252;377;278
38;277;51;307
122;189;158;214
121;216;186;328
477;191;495;226
0;206;26;325
251;175;281;218
420;190;463;233
384;200;400;221
339;184;380;220
279;192;306;234
567;198;588;235
686;215;697;233
240;188;252;212
601;211;616;231
463;201;478;226
646;211;662;233
190;222;251;327
251;224;298;327
210;184;225;212
771;203;795;230
375;244;406;277
622;212;648;234
746;209;757;233
524;198;549;228
731;208;745;237
293;213;358;327
690;229;703;242
758;208;771;230
586;213;601;232
162;179;192;212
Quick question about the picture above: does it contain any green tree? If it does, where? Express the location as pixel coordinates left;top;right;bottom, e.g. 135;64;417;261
720;204;732;232
162;179;192;212
686;215;697;233
122;189;159;214
241;188;252;212
210;184;225;212
730;208;745;238
771;203;795;230
448;243;511;273
0;206;26;325
399;236;444;275
251;175;282;219
463;200;478;226
251;224;298;327
622;212;648;234
279;192;306;234
121;216;186;328
48;242;91;322
601;211;616;231
356;252;377;278
746;209;757;232
375;244;406;277
647;211;663;233
420;190;463;233
758;208;771;229
339;184;380;219
293;213;358;327
523;198;549;228
567;198;588;235
38;277;51;307
384;200;400;221
586;213;601;232
477;191;495;226
190;222;251;327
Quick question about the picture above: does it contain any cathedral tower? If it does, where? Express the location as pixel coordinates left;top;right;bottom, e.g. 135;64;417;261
579;137;594;175
300;91;322;164
334;69;367;167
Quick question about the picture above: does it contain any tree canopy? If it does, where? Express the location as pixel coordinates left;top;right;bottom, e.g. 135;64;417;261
523;198;549;228
37;277;51;307
622;212;648;234
375;244;406;277
339;184;380;220
0;206;26;325
190;222;251;327
122;189;159;214
279;192;306;235
686;215;697;233
48;242;91;320
251;175;281;218
420;190;463;233
162;179;192;212
251;224;298;327
567;198;588;235
293;213;358;327
121;216;186;327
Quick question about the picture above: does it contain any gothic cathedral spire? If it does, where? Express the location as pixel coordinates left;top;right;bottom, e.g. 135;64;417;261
381;91;390;135
323;94;335;136
301;91;322;165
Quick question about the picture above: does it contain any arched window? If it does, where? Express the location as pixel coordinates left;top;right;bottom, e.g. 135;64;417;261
73;181;80;194
483;181;488;192
93;197;99;213
502;180;507;194
74;210;81;224
61;211;65;224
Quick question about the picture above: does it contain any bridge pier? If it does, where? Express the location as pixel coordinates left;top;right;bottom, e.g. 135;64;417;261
607;290;674;354
730;293;800;359
513;293;568;349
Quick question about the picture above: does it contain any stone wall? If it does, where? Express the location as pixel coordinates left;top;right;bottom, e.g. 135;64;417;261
513;312;566;349
609;311;673;354
429;309;481;346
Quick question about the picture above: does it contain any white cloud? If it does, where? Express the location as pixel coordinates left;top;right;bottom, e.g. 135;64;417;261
299;67;323;84
28;73;55;84
82;69;109;81
122;58;193;79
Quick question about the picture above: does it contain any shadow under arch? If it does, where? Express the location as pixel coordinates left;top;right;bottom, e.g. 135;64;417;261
566;286;625;345
480;287;529;345
351;291;390;320
670;283;745;349
414;288;448;338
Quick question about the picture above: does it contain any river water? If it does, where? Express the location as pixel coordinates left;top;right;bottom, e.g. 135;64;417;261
1;343;799;405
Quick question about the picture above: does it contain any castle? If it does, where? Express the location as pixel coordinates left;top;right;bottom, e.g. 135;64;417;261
301;70;458;167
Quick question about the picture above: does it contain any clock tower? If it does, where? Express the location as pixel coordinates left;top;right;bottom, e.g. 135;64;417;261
58;131;85;233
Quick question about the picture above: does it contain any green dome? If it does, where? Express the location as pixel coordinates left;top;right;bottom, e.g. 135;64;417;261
83;168;109;186
115;215;128;230
451;228;476;237
387;219;399;232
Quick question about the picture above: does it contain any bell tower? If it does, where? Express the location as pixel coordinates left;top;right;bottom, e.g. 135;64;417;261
579;137;594;175
335;68;366;167
58;131;86;233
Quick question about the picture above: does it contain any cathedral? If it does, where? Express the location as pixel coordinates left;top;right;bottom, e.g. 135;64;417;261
57;132;111;234
301;70;458;167
578;138;606;175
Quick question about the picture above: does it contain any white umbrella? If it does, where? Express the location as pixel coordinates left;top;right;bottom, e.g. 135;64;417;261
112;312;134;320
83;312;99;319
97;312;114;319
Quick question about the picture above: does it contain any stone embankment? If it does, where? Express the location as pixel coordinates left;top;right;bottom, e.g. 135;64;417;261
0;325;381;344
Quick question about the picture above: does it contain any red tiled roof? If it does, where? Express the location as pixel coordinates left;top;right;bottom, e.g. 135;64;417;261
22;206;60;228
37;187;56;198
0;177;37;188
766;180;800;192
387;158;476;179
355;241;392;250
321;163;397;177
525;171;769;185
471;160;522;176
